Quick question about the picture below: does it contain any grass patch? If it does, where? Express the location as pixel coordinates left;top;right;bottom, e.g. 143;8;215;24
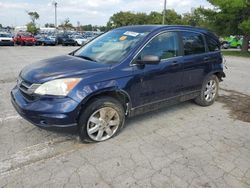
222;51;250;58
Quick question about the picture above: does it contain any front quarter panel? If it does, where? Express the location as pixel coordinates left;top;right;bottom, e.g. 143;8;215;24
67;65;134;105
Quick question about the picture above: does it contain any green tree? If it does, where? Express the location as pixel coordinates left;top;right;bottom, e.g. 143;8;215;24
148;11;162;24
164;9;183;25
97;26;107;32
201;0;250;52
59;18;74;30
27;11;39;24
80;24;93;31
26;11;39;34
182;8;209;27
107;10;182;28
27;22;39;34
44;23;55;28
0;24;2;28
107;11;148;28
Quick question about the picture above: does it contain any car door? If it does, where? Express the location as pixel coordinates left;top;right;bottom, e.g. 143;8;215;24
180;31;209;93
131;31;183;107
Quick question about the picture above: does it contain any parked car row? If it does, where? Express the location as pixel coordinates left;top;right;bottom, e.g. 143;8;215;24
0;31;102;46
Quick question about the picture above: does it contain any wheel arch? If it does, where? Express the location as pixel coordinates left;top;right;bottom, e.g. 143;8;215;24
205;70;225;82
213;71;226;82
76;88;132;123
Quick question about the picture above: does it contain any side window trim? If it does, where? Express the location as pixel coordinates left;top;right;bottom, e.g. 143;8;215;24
205;34;220;52
131;31;182;66
203;34;209;53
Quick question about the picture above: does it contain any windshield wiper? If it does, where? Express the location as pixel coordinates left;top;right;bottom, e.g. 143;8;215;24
75;55;97;62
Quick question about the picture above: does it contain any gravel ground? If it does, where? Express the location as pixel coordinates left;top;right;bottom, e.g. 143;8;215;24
0;46;249;188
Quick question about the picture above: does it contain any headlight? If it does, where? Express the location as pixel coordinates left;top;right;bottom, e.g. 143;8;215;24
34;78;81;96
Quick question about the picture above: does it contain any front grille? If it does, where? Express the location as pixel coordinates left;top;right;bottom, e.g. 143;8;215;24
19;79;32;93
20;90;39;101
17;77;40;101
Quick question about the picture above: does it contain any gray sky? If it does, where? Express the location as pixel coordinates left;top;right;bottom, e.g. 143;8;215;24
0;0;213;27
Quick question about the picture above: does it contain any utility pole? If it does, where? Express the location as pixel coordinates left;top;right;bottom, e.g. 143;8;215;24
162;0;166;25
53;1;57;28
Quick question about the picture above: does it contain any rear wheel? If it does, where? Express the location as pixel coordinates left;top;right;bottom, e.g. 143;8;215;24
194;75;219;106
78;97;125;143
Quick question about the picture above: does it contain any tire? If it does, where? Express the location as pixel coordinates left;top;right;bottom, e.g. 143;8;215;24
194;75;219;106
78;96;125;143
237;45;241;49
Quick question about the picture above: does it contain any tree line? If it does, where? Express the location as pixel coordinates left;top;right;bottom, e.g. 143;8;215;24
3;0;248;51
106;0;250;52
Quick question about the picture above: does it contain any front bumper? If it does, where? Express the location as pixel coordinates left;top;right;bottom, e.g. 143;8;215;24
11;86;80;128
0;41;14;46
46;41;56;45
24;41;36;45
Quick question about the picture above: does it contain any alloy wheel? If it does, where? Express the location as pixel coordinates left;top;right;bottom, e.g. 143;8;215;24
204;80;217;102
87;107;120;141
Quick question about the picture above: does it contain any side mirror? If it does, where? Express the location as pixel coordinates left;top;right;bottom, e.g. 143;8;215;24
137;55;160;65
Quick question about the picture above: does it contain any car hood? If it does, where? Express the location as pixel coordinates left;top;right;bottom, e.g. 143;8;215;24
21;55;110;83
22;37;35;40
0;37;13;40
75;38;86;41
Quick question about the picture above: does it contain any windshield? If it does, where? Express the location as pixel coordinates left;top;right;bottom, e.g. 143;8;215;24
74;30;148;64
19;33;32;37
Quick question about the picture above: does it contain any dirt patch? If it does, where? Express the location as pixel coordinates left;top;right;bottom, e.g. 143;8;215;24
217;88;250;123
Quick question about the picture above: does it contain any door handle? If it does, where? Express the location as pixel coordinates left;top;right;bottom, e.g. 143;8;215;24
204;57;211;63
171;61;179;66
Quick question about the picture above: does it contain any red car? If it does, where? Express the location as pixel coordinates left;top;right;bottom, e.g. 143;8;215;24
14;33;36;46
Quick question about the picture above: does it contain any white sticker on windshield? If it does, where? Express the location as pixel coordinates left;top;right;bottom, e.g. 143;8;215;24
124;31;140;37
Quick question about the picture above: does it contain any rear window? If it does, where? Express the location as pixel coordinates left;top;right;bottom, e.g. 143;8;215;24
182;31;205;55
206;35;220;52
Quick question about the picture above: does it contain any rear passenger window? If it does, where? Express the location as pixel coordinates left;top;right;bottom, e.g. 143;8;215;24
182;32;205;55
139;32;180;60
206;36;220;51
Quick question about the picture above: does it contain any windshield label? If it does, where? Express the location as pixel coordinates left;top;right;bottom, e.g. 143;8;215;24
119;36;127;41
124;31;139;37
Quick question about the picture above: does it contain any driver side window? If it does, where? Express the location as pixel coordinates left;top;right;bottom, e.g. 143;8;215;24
139;32;180;61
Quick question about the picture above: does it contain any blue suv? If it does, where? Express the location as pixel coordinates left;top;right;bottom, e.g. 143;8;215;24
11;25;225;142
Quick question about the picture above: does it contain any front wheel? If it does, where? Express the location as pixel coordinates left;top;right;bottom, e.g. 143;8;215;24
194;75;219;106
78;97;125;143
